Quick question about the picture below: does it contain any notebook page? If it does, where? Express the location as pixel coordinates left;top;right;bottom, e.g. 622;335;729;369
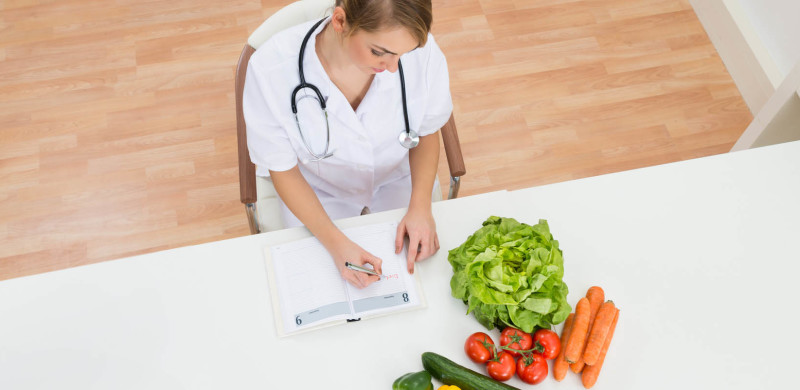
344;222;423;316
270;239;350;333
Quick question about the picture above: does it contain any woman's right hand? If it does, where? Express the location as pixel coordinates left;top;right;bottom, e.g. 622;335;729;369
329;238;383;289
270;168;382;288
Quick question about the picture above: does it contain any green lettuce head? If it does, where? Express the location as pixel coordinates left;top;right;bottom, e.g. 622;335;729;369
448;216;571;332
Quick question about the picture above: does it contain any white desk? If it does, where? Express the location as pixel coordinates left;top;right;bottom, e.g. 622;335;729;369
507;140;800;388
0;191;515;389
2;140;799;389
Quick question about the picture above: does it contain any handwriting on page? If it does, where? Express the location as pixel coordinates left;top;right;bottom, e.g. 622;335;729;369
346;226;414;316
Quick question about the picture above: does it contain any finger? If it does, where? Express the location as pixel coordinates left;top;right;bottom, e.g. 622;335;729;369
406;236;420;274
434;235;440;251
355;273;369;288
354;273;367;288
366;273;380;285
363;255;383;276
357;271;379;288
418;238;430;262
426;235;435;259
395;223;406;254
346;273;364;289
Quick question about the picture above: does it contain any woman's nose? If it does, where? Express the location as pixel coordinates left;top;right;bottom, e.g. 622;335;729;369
385;57;400;73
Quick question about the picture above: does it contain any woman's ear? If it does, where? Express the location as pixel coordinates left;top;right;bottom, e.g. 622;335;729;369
331;6;348;34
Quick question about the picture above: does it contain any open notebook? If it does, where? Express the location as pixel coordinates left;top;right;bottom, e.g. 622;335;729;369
264;221;426;337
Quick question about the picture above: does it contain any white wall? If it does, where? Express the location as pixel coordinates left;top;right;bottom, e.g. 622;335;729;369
737;0;800;79
690;0;778;113
691;0;800;150
732;61;800;151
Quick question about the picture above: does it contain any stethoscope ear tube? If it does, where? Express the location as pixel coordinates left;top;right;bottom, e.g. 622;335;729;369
397;60;410;137
297;18;326;85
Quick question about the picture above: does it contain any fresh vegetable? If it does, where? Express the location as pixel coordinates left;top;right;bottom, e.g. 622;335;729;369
499;327;532;358
516;352;548;385
448;216;571;333
572;286;605;372
565;297;590;364
421;352;521;390
533;328;561;359
464;332;495;364
581;309;619;389
583;300;616;365
553;313;574;381
393;371;434;390
437;386;461;390
486;351;516;382
586;287;605;316
570;360;584;374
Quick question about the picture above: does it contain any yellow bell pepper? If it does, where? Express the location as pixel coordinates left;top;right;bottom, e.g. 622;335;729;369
437;386;461;390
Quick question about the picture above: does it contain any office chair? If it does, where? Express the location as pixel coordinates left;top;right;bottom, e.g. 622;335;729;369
235;0;466;234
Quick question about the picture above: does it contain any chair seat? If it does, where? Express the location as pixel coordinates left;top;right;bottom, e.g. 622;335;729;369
255;176;284;233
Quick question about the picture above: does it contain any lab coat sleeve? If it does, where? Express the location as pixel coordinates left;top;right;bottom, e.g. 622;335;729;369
418;35;454;137
243;56;298;177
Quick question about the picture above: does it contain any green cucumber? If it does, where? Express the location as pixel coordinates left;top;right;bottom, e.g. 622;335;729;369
421;352;520;390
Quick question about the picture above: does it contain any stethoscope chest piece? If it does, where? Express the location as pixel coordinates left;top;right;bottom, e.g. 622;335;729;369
398;129;419;149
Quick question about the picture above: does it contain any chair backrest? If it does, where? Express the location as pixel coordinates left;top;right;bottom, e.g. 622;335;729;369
236;0;335;205
248;0;335;50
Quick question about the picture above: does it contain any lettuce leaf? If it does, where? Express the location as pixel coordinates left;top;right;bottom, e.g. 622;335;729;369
448;216;571;332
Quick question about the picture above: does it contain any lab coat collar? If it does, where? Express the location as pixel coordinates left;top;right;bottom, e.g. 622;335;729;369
324;84;367;138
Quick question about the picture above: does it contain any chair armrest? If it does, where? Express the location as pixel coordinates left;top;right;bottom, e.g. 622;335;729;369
440;113;466;177
236;44;258;205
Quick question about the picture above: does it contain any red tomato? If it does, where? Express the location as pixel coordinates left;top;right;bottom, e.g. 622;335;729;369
517;352;548;385
500;327;533;357
533;329;561;360
487;351;516;382
464;332;495;364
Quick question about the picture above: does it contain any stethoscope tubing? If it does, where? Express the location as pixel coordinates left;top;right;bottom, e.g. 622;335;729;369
398;59;411;139
292;17;416;161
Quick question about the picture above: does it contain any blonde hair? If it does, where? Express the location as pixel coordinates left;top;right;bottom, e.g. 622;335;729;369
335;0;432;46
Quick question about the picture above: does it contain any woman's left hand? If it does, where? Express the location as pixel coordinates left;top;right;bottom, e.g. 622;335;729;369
395;206;439;274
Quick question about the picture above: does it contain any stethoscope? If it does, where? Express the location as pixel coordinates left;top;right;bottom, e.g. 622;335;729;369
291;18;418;162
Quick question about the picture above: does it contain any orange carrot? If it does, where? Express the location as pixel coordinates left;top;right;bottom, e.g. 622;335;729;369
583;300;617;366
570;286;604;372
553;313;575;381
586;286;605;319
582;308;619;389
565;297;590;364
570;360;584;374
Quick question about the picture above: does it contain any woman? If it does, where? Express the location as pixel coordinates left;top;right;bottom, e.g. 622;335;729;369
243;0;452;289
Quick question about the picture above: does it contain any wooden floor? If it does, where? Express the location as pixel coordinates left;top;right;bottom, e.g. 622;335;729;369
0;0;751;281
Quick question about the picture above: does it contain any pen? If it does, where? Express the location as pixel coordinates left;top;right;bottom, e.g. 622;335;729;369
345;262;382;278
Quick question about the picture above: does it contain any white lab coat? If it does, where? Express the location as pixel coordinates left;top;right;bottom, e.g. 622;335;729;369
243;18;453;227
